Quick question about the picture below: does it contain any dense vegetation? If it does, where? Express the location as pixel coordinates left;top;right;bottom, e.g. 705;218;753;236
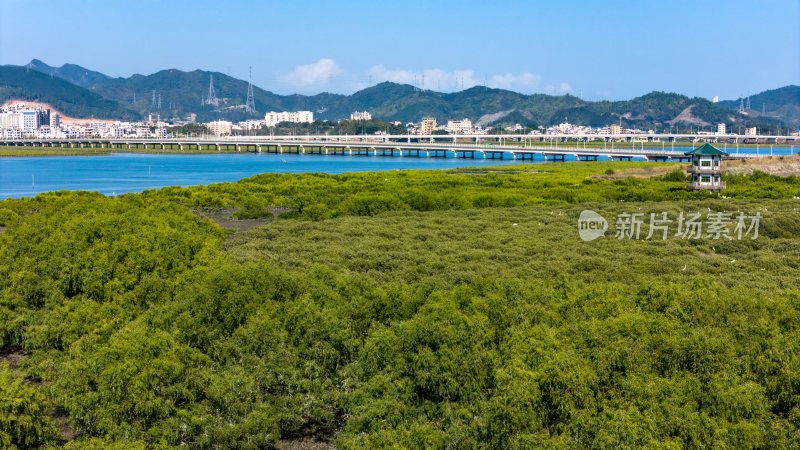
2;162;800;447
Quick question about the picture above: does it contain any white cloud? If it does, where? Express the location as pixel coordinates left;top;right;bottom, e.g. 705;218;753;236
365;65;548;93
544;82;572;95
280;59;341;87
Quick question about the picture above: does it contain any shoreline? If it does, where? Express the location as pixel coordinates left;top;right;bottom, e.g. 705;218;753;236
0;147;242;157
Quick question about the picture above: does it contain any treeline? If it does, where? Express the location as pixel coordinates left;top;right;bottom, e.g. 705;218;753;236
250;119;408;136
142;164;800;221
1;164;800;447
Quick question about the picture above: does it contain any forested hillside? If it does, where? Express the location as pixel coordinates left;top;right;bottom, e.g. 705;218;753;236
2;163;800;447
717;85;800;128
0;66;139;121
14;59;799;128
27;59;111;88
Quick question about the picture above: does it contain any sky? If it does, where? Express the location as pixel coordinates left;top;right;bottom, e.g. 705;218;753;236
1;0;798;101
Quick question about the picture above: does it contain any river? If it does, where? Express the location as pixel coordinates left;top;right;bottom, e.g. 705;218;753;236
1;147;795;199
0;152;529;198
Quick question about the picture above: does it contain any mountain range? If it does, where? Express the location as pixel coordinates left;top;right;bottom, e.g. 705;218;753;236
2;59;797;130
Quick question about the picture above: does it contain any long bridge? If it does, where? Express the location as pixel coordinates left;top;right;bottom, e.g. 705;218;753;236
1;134;789;161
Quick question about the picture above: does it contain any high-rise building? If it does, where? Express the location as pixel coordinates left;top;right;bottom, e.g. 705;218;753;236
745;127;758;136
420;117;437;135
610;124;622;135
0;103;49;131
716;123;726;135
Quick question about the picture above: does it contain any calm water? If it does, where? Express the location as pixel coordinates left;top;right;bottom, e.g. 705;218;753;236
0;152;530;198
1;146;795;199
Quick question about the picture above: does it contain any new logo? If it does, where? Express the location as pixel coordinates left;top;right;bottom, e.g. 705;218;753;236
578;210;607;241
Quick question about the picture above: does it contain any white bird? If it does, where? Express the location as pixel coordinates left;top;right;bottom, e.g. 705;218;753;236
730;259;736;263
558;212;562;216
711;247;715;252
513;223;518;226
682;264;687;271
550;211;554;215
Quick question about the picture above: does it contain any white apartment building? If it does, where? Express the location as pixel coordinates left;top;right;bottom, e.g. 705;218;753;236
609;124;622;135
239;119;265;131
207;120;233;136
263;111;314;127
351;110;372;121
745;127;758;136
0;104;49;131
716;123;726;135
446;118;473;134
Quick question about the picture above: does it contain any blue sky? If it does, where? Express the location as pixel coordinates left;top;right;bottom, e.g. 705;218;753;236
1;0;797;100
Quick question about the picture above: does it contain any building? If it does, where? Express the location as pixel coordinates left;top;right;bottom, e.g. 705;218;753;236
716;123;726;135
207;120;233;136
351;110;372;121
0;103;49;131
609;124;622;135
712;96;719;103
50;113;60;129
420;117;437;135
685;143;727;193
238;119;265;131
745;127;758;136
264;111;314;127
446;118;472;134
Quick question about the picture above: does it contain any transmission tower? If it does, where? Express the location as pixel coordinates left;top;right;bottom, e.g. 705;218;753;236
151;90;157;111
205;74;219;107
245;66;256;113
157;93;162;110
746;95;751;110
738;97;744;113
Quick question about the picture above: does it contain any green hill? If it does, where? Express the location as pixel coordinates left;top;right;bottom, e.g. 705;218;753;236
87;67;788;130
6;60;799;130
0;65;139;120
718;86;800;128
545;91;785;131
28;59;110;88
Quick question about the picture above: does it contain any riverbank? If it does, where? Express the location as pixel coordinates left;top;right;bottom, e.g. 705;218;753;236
0;145;241;157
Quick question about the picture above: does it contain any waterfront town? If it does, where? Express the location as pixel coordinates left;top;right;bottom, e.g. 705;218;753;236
0;101;777;140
